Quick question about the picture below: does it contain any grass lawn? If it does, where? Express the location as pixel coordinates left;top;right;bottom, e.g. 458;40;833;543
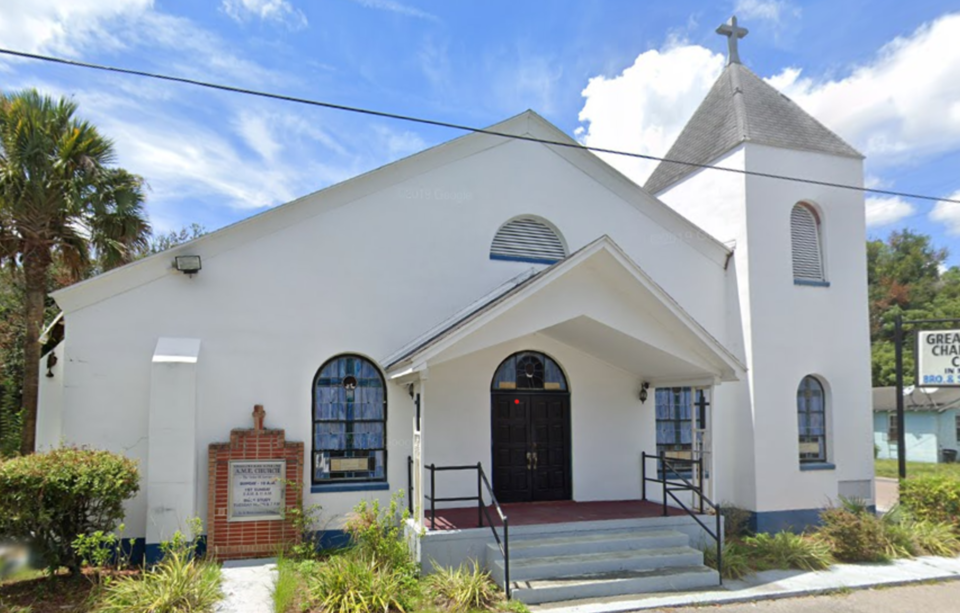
875;458;960;479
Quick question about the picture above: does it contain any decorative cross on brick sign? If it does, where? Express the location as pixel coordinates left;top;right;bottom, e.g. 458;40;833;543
207;405;304;561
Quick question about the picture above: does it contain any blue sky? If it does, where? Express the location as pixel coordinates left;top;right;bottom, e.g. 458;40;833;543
3;0;959;263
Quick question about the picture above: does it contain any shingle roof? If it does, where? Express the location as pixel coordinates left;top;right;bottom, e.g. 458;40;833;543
873;386;960;413
644;63;863;195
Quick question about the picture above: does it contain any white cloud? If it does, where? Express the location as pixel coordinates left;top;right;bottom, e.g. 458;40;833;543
348;0;438;21
0;0;152;57
771;13;960;164
577;43;725;184
221;0;307;29
865;196;916;228
931;191;960;235
734;0;800;24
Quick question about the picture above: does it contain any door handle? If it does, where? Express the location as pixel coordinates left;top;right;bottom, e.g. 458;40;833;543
526;452;533;470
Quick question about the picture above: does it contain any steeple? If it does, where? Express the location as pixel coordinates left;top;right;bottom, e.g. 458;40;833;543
643;17;862;195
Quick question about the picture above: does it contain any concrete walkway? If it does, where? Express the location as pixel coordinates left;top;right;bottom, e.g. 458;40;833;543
215;558;277;613
535;555;960;613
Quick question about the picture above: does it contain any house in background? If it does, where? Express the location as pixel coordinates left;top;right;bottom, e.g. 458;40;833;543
873;386;960;464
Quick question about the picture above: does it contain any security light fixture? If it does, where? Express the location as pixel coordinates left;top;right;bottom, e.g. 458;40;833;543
174;255;202;275
639;381;650;404
46;351;58;378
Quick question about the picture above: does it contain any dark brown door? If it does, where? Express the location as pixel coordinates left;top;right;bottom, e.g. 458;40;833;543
491;393;571;503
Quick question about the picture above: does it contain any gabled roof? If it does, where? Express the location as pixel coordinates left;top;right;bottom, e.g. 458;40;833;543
384;235;745;380
53;111;731;313
644;63;863;195
873;386;960;413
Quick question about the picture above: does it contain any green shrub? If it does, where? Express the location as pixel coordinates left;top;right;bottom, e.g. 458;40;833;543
94;520;220;613
306;552;417;613
818;508;890;563
900;475;960;530
908;519;960;557
703;541;752;580
719;505;753;538
344;492;414;575
0;447;139;573
743;531;833;571
425;560;500;612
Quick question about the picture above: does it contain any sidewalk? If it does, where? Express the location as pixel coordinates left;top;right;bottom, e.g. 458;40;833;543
215;558;276;613
535;555;960;612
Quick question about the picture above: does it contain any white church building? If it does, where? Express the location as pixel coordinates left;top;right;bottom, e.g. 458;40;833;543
36;20;873;600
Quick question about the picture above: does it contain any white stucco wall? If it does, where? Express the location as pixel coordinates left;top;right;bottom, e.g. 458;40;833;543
36;341;65;451
660;143;874;515
49;132;732;540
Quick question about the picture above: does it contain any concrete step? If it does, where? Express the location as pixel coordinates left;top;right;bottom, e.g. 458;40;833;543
490;546;703;585
487;529;689;560
509;565;720;604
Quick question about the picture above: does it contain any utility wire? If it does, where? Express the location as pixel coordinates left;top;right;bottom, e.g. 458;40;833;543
2;47;958;205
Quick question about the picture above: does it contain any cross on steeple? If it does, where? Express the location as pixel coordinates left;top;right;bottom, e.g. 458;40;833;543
716;15;748;65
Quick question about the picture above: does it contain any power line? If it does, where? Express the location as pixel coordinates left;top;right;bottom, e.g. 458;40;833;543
2;47;959;206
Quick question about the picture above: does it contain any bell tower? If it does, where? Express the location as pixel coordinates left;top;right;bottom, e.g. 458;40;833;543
647;16;874;531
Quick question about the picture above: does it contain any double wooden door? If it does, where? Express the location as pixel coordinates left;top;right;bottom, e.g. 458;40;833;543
491;393;571;503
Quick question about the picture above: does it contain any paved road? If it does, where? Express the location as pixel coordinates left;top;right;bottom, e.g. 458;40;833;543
662;581;960;612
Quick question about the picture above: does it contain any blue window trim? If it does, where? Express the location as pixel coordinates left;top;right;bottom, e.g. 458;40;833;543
490;254;562;266
794;279;831;288
311;482;390;494
800;462;836;471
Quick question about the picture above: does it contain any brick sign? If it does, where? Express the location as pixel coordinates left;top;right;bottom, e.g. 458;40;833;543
207;405;303;560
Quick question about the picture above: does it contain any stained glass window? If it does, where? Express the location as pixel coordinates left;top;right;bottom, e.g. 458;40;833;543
491;351;567;391
313;355;386;484
798;376;827;463
655;388;694;478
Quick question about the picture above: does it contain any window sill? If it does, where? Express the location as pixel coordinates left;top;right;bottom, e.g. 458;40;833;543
311;482;390;494
800;462;836;472
794;279;831;288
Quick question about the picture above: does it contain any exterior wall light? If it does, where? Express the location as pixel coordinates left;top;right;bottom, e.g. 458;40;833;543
174;255;202;275
46;351;58;378
639;381;650;404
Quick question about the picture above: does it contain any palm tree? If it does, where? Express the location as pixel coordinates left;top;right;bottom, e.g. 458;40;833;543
0;90;151;454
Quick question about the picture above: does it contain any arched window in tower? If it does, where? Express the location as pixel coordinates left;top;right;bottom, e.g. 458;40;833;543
490;217;566;264
791;203;825;283
798;375;827;464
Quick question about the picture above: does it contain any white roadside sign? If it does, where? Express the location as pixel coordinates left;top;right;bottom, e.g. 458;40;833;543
917;330;960;387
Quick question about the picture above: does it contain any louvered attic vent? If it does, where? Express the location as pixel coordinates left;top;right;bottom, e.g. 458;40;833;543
490;217;566;264
791;204;824;282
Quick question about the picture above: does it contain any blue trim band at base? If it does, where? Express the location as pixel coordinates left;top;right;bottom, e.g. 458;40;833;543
311;482;390;494
794;279;831;287
800;462;836;471
490;254;562;266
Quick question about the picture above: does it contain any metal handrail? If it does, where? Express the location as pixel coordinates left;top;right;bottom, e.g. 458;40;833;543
641;451;723;585
424;463;511;599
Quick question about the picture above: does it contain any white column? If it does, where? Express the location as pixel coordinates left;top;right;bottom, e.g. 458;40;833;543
146;338;201;547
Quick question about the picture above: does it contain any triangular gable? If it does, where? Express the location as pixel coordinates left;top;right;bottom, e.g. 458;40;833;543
385;236;744;382
54;111;731;313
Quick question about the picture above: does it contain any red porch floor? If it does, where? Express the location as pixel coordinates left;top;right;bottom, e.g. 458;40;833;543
425;499;685;531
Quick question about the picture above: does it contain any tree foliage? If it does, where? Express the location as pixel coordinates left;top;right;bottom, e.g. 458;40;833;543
868;230;960;386
0;90;152;454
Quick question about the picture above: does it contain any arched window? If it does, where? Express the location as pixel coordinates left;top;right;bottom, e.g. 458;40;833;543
492;351;567;391
490;217;566;264
313;355;386;485
798;376;827;464
791;203;824;283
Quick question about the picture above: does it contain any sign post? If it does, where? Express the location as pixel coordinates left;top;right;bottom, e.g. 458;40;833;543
893;316;960;481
